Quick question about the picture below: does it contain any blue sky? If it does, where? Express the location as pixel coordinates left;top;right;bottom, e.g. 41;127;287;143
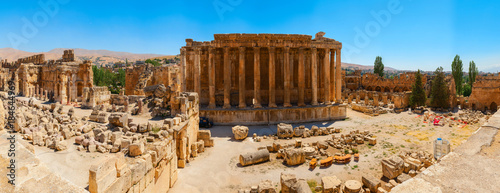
1;0;499;72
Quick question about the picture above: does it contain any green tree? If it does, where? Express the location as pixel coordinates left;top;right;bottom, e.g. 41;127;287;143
145;59;161;67
463;83;472;97
451;55;463;95
374;56;384;77
92;65;125;94
410;70;426;108
468;60;478;85
431;66;450;109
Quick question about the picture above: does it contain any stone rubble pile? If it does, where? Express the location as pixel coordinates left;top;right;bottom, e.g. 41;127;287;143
277;123;340;139
240;173;368;193
379;150;436;191
329;130;376;150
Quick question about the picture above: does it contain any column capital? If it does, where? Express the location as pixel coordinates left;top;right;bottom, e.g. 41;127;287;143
208;47;215;53
298;47;305;52
284;46;290;53
253;46;260;51
269;47;276;53
239;46;246;53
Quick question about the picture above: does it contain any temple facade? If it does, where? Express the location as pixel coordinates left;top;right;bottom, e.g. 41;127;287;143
180;32;346;125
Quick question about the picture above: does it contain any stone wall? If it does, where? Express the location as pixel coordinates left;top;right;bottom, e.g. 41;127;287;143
468;73;500;111
200;104;346;125
125;64;177;96
82;86;111;108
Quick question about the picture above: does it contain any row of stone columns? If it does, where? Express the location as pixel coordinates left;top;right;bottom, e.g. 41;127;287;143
192;46;342;109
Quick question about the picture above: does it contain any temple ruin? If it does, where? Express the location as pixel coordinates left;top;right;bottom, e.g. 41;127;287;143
180;32;346;124
0;49;93;103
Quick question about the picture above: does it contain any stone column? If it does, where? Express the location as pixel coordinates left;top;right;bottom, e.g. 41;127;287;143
194;47;201;95
223;47;231;109
181;48;187;92
253;47;262;108
298;47;305;107
268;47;277;108
330;49;336;102
323;49;331;104
311;47;318;106
336;48;342;103
283;46;291;107
373;93;379;107
208;47;216;108
238;47;246;108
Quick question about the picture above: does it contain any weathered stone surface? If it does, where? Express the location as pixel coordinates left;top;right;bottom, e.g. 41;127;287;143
294;179;313;193
284;148;305;166
344;180;362;193
258;180;276;193
396;173;411;183
381;155;404;179
129;142;145;157
143;84;168;98
89;157;117;193
232;125;249;140
108;113;128;127
322;176;342;193
239;149;270;166
197;130;214;147
293;126;306;137
280;173;297;193
55;140;68;151
277;123;293;139
362;175;381;193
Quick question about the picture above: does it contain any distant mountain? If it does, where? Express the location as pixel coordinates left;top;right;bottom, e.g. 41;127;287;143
483;65;500;73
0;48;169;66
342;62;398;71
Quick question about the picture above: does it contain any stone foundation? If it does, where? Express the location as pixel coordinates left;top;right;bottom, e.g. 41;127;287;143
200;104;346;125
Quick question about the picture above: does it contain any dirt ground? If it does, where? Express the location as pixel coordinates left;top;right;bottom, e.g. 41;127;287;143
170;108;486;193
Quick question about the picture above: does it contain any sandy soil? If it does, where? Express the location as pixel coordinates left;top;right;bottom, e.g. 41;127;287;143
170;108;486;193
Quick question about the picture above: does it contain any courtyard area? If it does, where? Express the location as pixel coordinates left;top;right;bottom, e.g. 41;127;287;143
171;108;487;193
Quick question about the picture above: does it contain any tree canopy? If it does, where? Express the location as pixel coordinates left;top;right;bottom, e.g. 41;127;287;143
451;55;463;95
374;56;384;77
145;59;161;67
93;65;126;94
469;60;478;85
410;70;426;108
430;66;450;109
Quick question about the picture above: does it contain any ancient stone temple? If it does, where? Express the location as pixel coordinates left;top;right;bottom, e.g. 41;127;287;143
0;50;93;103
180;32;346;125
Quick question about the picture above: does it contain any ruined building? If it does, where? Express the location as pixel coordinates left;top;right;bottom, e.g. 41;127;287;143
125;64;179;96
0;50;93;103
180;32;347;125
468;73;500;111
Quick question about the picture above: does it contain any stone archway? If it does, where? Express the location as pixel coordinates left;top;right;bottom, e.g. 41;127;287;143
375;86;382;92
384;87;391;92
491;102;498;112
366;86;372;91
